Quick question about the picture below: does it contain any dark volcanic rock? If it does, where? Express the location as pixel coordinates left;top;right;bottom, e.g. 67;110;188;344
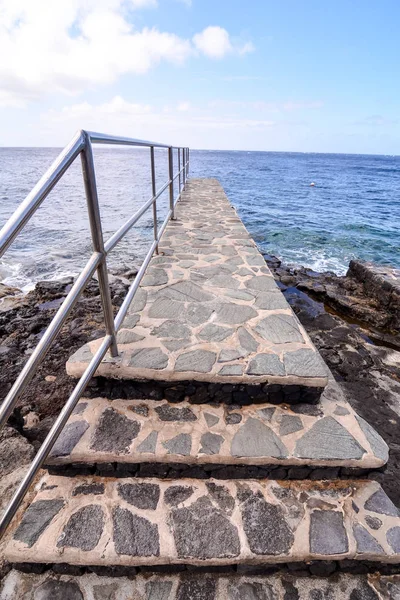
118;482;160;510
112;506;160;556
58;505;105;551
14;499;64;547
90;408;140;454
164;485;194;507
309;510;348;555
34;579;83;600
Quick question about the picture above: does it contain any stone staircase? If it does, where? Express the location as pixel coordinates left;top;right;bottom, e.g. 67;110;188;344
2;179;400;598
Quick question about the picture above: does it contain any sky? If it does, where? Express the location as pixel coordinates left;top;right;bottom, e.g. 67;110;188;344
0;0;399;153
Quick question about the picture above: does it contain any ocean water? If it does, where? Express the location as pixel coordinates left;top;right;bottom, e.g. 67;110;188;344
0;147;399;289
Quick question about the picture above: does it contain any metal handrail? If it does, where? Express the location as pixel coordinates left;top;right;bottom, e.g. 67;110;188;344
0;130;189;537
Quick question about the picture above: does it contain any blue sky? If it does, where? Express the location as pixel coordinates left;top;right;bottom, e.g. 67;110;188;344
0;0;399;153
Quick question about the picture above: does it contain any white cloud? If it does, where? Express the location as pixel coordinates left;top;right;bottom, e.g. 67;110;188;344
0;1;252;107
193;26;253;59
177;101;190;111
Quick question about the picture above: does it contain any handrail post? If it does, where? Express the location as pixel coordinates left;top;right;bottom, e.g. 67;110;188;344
150;146;158;254
187;147;190;179
168;146;175;219
80;133;118;357
178;148;181;194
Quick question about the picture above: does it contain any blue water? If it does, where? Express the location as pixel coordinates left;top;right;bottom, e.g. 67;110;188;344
0;147;399;289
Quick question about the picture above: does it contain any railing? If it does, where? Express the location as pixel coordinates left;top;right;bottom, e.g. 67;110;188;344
0;130;189;537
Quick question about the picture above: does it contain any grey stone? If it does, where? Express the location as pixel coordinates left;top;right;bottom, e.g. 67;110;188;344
50;420;89;458
224;289;255;301
58;505;104;551
171;496;240;559
246;255;266;267
238;327;258;352
284;349;328;377
92;583;119;600
239;490;294;555
257;407;275;422
178;260;195;268
175;350;216;373
219;365;244;376
121;314;140;329
387;527;400;552
254;292;289;310
148;297;185;319
349;581;380;600
72;483;105;496
129;348;168;370
309;510;349;555
198;323;233;342
72;402;88;415
295;417;366;460
112;507;160;556
231;418;287;458
90;408;140;453
163;433;192;456
163;280;214;302
206;482;235;514
118;482;160;510
365;488;399;516
225;412;242;424
247;354;285;376
146;581;173;600
204;412;220;427
245;276;277;292
208;274;241;289
155;404;197;422
218;349;246;362
255;315;304;344
200;432;224;454
353;523;384;554
117;329;143;344
164;485;194;507
217;303;258;325
236;267;255;277
356;415;389;462
152;320;191;339
186;303;214;326
228;582;274;600
14;499;64;547
142;269;168;286
138;431;158;454
334;406;350;416
128;403;149;417
69;344;92;363
34;580;83;600
176;579;217;600
279;415;304;436
129;289;147;312
365;515;382;530
163;339;192;351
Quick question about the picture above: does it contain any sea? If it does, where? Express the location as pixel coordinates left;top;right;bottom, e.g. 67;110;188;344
0;147;399;290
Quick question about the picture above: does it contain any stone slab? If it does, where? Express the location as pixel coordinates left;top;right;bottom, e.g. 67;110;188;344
45;377;388;470
5;476;400;567
66;179;328;398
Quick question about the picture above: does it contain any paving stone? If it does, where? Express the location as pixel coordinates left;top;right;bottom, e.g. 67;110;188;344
387;527;400;552
295;417;366;460
116;329;143;344
356;415;389;462
129;289;147;312
90;408;140;453
225;412;242;424
334;406;350;416
69;344;92;363
200;432;224;455
118;482;160;510
231;418;288;458
155;404;197;422
284;349;328;378
204;412;220;427
216;303;258;325
129;348;168;370
239;489;294;555
176;579;217;600
33;580;84;600
163;340;192;352
72;483;104;496
228;581;274;600
247;354;285;376
238;327;258;352
254;292;289;310
121;314;140;329
152;321;192;340
142;269;168;286
279;415;304;436
218;349;246;362
128;403;149;417
365;488;399;517
149;297;185;319
92;583;119;600
186;303;214;326
310;510;348;555
365;516;382;530
164;485;194;507
171;496;240;559
219;365;244;376
245;276;277;292
72;402;88;415
58;505;104;551
163;433;192;456
257;407;276;422
255;315;304;344
163;281;214;302
50;420;89;458
224;289;256;301
175;350;216;373
198;323;233;342
112;507;160;556
353;524;384;554
137;431;158;454
13;499;64;547
146;581;173;600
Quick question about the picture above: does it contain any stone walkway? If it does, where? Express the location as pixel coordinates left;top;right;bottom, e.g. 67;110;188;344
67;179;328;404
6;475;400;568
45;377;388;472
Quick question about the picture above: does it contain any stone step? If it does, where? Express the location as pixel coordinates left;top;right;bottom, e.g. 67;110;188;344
5;475;400;569
3;569;400;600
66;179;329;405
45;377;388;478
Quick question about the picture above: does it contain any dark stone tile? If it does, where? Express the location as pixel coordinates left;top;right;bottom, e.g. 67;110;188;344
33;579;83;600
72;402;88;415
112;507;160;556
128;403;149;417
247;354;285;376
284;348;328;377
225;412;242;425
57;505;104;551
387;527;400;552
171;496;240;559
50;421;89;458
310;510;349;555
145;580;173;600
163;433;192;456
204;412;220;427
14;499;64;547
155;404;197;422
365;488;399;517
353;523;384;554
72;483;105;496
349;581;380;600
228;581;274;600
164;485;194;507
206;482;235;514
90;408;140;454
118;482;160;510
365;515;382;530
279;415;304;436
176;579;217;600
